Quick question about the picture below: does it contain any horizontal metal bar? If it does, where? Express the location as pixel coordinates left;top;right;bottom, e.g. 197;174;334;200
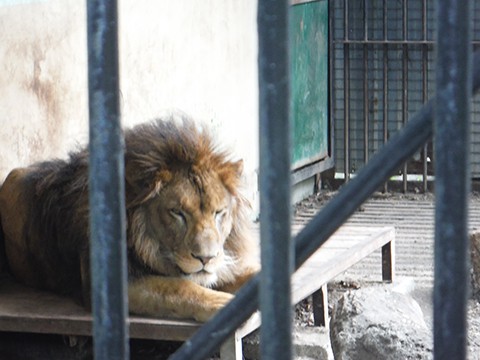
334;39;437;45
168;50;480;360
334;40;480;46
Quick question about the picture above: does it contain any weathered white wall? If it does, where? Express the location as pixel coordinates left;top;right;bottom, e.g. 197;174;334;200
0;0;259;203
118;0;259;203
0;0;89;178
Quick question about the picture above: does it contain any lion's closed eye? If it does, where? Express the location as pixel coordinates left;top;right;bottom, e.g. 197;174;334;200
215;208;226;218
169;208;186;223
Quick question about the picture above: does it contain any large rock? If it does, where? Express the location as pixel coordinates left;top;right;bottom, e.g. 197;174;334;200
330;287;432;360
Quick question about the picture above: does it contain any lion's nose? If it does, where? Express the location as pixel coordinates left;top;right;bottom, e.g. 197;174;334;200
191;253;216;265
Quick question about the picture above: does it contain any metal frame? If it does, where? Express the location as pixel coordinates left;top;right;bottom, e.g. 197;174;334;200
86;0;476;359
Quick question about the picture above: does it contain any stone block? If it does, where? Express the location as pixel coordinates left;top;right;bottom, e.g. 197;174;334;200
330;287;433;360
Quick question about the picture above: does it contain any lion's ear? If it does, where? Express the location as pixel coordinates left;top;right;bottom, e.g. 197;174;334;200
219;159;244;195
232;159;244;177
125;162;172;207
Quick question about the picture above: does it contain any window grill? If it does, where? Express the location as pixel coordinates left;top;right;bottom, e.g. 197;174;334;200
332;0;480;191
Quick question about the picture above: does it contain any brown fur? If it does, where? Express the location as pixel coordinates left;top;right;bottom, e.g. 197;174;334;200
0;116;259;321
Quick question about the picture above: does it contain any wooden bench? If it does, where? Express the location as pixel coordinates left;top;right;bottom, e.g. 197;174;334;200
0;225;395;359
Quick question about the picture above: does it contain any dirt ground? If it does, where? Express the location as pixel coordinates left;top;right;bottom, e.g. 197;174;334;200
293;191;480;360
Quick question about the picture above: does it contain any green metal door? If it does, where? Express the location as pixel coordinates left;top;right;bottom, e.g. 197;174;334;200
291;0;329;170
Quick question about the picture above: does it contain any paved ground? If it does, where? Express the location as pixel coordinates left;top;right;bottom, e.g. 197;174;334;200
294;191;480;359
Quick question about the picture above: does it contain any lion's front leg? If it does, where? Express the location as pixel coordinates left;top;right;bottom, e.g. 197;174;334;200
217;266;259;294
128;276;234;322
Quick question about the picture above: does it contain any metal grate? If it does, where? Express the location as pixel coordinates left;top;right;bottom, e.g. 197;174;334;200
332;0;480;191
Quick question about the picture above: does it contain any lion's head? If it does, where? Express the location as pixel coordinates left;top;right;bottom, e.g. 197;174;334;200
123;116;256;288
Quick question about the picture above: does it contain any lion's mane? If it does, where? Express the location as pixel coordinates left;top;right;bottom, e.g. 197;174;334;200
0;115;257;312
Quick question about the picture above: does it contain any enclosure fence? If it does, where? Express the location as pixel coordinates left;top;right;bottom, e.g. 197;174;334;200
86;0;476;359
332;0;480;192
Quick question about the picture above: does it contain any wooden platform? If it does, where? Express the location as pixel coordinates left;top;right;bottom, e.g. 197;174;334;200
0;225;395;359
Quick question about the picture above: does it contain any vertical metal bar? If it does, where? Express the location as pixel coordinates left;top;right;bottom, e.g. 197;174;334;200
383;0;389;192
422;0;429;192
363;0;369;166
87;1;129;359
434;0;472;359
363;0;368;42
258;1;292;360
402;0;408;192
344;0;350;181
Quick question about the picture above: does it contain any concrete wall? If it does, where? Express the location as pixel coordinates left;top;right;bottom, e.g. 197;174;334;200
0;0;89;177
0;0;259;203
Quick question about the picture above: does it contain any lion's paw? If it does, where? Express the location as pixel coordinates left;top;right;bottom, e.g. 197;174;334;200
194;291;234;322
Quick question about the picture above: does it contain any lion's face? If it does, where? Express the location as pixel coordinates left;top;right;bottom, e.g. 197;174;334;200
130;169;238;287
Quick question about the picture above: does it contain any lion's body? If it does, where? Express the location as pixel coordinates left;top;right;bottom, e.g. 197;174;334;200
0;117;259;321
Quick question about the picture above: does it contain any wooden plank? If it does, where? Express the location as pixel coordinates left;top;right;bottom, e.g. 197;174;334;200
291;226;395;303
312;284;328;327
220;333;243;360
0;225;395;355
382;240;396;282
0;277;92;336
0;276;201;341
128;317;199;341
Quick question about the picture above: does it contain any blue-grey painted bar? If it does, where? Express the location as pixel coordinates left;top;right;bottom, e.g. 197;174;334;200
87;0;129;359
434;1;472;359
257;0;293;359
169;50;480;360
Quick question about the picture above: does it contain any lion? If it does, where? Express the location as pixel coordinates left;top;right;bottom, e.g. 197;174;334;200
0;116;259;322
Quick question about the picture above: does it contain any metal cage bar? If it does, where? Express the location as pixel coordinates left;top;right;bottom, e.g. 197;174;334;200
86;0;129;358
363;0;369;165
422;0;429;192
343;0;350;181
382;0;388;192
257;0;293;359
401;0;408;193
433;0;472;358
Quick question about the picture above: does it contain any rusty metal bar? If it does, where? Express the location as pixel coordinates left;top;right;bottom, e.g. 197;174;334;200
434;0;472;358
